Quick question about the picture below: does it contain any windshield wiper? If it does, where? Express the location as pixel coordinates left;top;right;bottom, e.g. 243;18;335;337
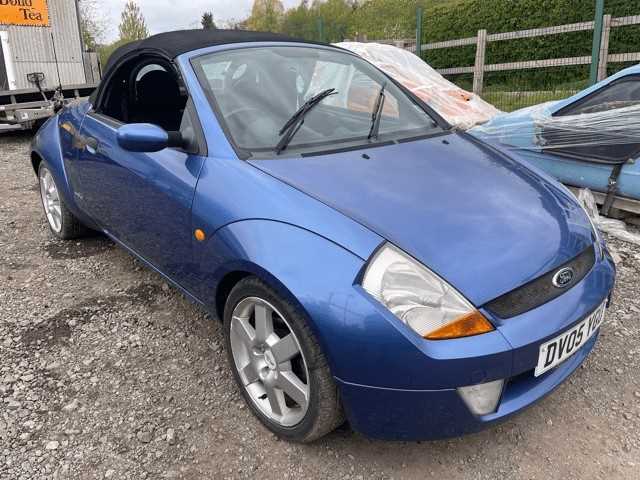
275;88;338;155
368;82;386;140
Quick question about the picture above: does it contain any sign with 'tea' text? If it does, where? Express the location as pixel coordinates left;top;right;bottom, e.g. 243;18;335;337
1;0;49;27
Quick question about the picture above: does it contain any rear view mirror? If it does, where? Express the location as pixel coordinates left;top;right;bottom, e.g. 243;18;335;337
117;123;183;152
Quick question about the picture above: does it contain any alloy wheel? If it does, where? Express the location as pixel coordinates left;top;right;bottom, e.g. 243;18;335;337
39;168;62;233
230;297;310;427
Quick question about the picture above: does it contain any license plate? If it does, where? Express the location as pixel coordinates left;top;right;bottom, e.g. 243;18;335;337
534;303;606;377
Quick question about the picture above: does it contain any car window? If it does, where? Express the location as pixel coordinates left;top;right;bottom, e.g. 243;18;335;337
202;61;230;91
557;76;640;116
98;58;186;131
308;62;400;118
178;99;206;155
192;46;442;158
130;62;186;131
542;75;640;163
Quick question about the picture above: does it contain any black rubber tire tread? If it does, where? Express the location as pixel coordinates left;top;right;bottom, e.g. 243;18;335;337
223;276;344;443
38;162;89;240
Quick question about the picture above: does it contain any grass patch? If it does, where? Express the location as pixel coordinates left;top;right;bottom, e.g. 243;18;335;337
482;90;579;112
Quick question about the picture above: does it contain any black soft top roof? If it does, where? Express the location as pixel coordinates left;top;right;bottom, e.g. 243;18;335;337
92;29;342;108
105;29;326;71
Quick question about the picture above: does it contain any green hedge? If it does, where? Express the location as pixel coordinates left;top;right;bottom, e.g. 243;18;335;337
347;0;640;90
424;1;638;64
350;0;424;39
277;0;639;92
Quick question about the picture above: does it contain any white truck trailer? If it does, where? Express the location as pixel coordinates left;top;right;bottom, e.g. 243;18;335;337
0;0;100;131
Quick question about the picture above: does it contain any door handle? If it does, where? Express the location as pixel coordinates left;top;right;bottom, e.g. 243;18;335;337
85;137;98;154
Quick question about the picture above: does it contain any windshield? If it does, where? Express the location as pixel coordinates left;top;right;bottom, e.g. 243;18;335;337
192;46;443;158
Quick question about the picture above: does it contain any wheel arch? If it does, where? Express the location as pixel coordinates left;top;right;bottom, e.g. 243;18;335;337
198;219;370;378
30;113;100;232
31;150;43;176
214;270;251;321
212;261;312;328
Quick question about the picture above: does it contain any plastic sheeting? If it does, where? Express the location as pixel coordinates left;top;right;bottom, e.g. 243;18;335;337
336;42;501;130
578;188;640;246
472;102;640;153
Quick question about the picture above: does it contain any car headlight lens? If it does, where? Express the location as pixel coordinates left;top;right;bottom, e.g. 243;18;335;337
361;243;494;339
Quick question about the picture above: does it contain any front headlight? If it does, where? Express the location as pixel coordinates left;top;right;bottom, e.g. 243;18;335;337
361;243;494;340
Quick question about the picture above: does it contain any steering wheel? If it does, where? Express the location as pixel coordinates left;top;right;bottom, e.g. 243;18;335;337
224;107;264;126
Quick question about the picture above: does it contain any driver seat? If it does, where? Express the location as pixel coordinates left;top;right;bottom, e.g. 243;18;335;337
132;70;185;131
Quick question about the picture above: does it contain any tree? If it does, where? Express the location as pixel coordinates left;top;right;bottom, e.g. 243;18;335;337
279;0;357;42
201;11;216;30
98;38;131;70
313;0;355;42
78;0;107;51
281;0;315;39
246;0;285;32
118;1;149;42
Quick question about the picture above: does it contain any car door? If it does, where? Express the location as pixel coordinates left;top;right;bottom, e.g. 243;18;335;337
66;59;206;285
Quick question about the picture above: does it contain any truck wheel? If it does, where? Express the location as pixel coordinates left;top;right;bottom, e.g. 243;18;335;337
224;276;344;442
38;162;87;239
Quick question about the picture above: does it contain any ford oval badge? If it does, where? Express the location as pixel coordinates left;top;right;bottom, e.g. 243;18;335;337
552;267;574;288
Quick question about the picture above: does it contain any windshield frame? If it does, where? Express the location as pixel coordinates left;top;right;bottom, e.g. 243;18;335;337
189;42;451;160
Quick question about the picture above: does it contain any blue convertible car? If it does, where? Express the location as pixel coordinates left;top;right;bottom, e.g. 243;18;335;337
31;30;615;442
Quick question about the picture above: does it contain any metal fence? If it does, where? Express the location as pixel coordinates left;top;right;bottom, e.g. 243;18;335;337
363;9;640;112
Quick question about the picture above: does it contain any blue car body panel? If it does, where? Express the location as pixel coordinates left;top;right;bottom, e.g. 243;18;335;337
189;153;383;265
470;64;640;201
29;41;616;441
31;105;96;228
250;131;594;306
339;330;600;440
66;113;205;283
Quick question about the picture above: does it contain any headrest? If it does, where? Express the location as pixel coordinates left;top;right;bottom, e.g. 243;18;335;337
137;70;181;107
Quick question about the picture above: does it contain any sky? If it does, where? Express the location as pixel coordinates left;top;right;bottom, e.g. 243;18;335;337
100;0;302;43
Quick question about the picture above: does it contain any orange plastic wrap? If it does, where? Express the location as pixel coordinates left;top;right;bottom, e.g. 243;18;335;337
336;42;501;129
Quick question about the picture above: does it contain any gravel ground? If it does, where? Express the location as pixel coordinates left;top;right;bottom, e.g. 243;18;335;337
1;132;639;480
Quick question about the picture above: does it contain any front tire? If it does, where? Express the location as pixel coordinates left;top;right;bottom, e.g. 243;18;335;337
223;276;344;442
38;162;87;239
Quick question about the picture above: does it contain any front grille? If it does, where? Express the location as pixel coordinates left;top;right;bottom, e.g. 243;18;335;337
484;245;596;319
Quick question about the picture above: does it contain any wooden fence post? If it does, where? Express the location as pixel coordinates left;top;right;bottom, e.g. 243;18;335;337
473;29;487;95
597;14;612;81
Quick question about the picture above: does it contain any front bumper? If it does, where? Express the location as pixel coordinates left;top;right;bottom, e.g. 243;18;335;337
337;330;598;440
335;248;615;440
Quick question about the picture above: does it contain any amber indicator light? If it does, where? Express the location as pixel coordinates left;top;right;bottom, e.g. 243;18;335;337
425;311;494;340
194;229;206;242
